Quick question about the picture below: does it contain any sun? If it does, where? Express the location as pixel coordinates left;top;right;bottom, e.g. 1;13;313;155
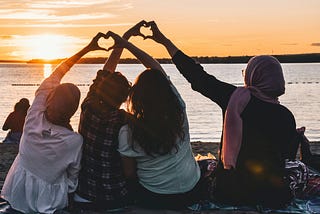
27;34;71;60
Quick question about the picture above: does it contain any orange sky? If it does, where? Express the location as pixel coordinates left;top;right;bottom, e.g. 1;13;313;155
0;0;319;60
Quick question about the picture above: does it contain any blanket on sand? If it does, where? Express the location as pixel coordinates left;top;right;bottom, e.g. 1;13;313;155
1;144;319;213
188;165;320;214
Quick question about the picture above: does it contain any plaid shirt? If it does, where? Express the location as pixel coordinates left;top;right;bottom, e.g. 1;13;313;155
77;71;129;206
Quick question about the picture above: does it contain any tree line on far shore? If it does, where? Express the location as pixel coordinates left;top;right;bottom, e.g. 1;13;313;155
22;53;320;64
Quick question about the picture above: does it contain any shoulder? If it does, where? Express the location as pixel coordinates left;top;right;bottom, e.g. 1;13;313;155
118;125;131;154
246;98;296;126
119;124;130;137
265;102;296;127
118;125;144;157
66;131;83;147
5;112;15;119
278;104;296;123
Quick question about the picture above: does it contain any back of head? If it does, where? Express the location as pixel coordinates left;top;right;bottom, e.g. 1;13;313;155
91;71;131;109
45;83;80;129
244;55;285;97
128;69;184;155
14;98;30;113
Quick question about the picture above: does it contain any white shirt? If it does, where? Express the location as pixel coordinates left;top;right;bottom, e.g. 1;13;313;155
1;63;83;214
118;79;200;194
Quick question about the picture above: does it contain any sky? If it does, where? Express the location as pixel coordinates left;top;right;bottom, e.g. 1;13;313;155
0;0;319;60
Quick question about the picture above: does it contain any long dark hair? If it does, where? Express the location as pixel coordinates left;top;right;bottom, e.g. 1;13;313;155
127;69;184;155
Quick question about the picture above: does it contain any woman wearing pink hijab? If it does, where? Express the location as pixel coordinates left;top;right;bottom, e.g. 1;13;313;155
145;21;300;208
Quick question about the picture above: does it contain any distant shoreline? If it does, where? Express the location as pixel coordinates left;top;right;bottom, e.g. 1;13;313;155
1;53;320;64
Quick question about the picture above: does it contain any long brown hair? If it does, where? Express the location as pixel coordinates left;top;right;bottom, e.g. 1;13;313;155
127;69;184;155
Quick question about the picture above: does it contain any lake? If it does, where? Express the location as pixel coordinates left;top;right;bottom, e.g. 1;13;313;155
0;63;319;142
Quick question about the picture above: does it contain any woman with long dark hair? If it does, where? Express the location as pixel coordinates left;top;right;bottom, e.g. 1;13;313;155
127;68;184;156
105;31;202;209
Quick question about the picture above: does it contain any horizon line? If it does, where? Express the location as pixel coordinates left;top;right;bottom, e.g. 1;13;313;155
1;52;320;63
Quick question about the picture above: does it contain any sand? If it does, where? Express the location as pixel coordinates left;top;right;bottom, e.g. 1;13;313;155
0;142;319;213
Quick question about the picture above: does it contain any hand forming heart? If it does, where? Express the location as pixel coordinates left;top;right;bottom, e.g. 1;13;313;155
89;20;155;52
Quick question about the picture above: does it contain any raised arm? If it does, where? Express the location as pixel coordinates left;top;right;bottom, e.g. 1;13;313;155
145;21;236;110
145;21;179;58
51;32;107;80
102;20;147;72
34;33;108;109
106;31;165;74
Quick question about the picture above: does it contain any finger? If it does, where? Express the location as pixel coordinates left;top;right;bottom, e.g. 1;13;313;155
137;20;146;25
101;33;108;39
97;32;105;37
96;43;108;51
146;21;155;27
107;45;115;51
139;20;147;27
105;31;114;39
99;47;108;52
137;33;146;39
145;35;153;40
94;32;105;40
110;31;121;39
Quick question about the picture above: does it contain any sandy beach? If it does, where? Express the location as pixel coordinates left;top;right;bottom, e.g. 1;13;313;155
1;142;319;213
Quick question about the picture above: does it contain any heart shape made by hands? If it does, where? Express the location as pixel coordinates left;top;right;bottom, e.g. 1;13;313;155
140;25;153;39
97;35;114;51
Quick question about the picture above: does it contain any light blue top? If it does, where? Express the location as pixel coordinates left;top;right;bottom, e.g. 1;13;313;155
118;79;200;194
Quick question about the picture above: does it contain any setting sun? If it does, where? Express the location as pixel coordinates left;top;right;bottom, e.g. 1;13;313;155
25;34;73;60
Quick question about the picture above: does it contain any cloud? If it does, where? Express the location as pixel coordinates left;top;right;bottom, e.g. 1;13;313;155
0;9;114;21
0;0;132;27
311;43;320;46
0;22;133;28
0;35;19;47
0;34;84;48
27;0;116;9
0;35;12;39
0;0;117;9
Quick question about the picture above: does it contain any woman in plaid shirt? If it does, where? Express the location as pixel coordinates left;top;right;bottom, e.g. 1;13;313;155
74;22;146;211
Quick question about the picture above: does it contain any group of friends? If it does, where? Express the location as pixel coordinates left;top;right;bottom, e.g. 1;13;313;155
0;20;312;213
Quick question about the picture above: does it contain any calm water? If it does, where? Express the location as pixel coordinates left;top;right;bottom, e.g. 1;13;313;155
0;63;319;142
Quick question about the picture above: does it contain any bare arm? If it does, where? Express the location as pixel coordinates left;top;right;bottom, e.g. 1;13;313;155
145;21;236;109
102;20;147;72
121;156;137;179
52;32;107;80
145;21;179;58
106;31;165;74
34;32;108;108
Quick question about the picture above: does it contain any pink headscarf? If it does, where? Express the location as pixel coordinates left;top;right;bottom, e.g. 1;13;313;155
45;83;80;130
221;55;285;169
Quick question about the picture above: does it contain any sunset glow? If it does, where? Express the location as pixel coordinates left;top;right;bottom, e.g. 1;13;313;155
43;64;52;78
27;35;70;60
0;0;319;60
